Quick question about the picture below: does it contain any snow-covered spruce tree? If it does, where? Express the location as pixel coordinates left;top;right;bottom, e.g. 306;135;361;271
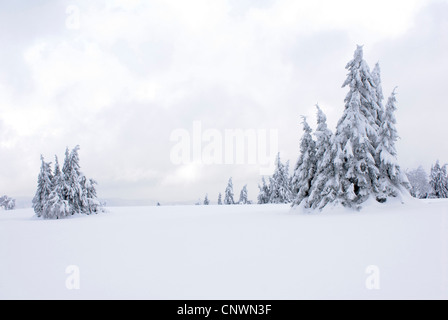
291;117;317;207
32;156;54;218
376;89;410;201
333;46;380;208
269;153;292;204
62;146;83;215
429;161;448;199
406;166;430;199
80;176;101;214
224;178;235;205
238;185;248;204
203;194;210;205
43;156;70;219
307;105;339;209
257;176;271;204
218;193;223;205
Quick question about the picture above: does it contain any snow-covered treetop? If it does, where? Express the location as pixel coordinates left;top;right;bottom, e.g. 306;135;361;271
354;45;364;61
385;88;398;125
301;116;312;135
315;104;329;133
371;62;384;103
342;45;380;127
316;104;326;124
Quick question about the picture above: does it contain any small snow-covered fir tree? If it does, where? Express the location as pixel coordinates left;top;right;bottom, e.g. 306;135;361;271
32;156;54;217
86;178;100;213
376;89;409;201
224;178;235;205
238;185;248;204
80;176;101;214
291;117;316;207
406;166;430;199
429;161;448;199
218;193;223;205
269;153;292;204
203;194;210;205
307;105;339;209
257;177;271;204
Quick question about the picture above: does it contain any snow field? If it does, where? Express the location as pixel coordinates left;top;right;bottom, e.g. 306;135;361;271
0;199;447;300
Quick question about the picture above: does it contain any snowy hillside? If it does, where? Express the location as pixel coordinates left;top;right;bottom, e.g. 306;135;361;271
1;200;447;300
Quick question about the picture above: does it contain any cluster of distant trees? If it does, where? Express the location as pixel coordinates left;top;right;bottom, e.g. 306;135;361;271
199;178;251;205
0;195;15;210
406;161;448;199
32;146;102;219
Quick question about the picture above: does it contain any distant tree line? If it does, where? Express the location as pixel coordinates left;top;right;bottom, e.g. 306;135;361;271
199;178;252;205
407;162;448;199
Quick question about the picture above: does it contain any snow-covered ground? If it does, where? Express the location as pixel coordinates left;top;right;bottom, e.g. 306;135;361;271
1;199;447;300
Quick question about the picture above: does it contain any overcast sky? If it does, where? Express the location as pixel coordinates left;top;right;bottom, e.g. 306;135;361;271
0;0;447;204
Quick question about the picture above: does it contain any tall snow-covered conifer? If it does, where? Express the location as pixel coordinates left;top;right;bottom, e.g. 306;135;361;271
62;145;83;215
307;105;339;209
43;156;70;219
218;193;223;205
333;46;380;207
291;117;316;207
376;89;409;200
32;156;53;217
